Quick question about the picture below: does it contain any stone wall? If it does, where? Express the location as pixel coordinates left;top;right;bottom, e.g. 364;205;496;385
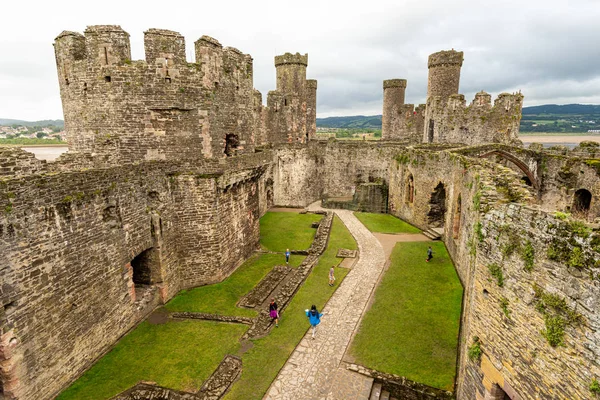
385;145;600;399
459;203;600;400
0;154;268;399
452;143;600;221
273;141;405;208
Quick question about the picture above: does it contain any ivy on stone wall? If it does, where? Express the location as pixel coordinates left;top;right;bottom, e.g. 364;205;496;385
487;263;504;287
468;337;482;362
500;297;511;318
533;284;583;347
590;378;600;395
521;241;535;272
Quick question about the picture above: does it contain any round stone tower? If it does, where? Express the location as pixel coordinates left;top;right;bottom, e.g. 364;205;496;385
274;52;308;94
427;50;463;100
382;79;407;138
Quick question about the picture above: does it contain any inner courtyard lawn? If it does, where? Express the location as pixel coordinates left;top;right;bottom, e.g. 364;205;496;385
354;212;421;234
348;241;463;391
56;320;247;400
58;210;339;399
165;253;305;317
224;216;358;399
260;211;323;251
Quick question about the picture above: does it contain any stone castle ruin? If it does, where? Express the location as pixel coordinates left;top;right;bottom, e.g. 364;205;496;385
1;25;599;400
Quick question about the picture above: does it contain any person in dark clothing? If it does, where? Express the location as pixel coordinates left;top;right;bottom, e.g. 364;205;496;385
426;246;433;262
269;298;279;327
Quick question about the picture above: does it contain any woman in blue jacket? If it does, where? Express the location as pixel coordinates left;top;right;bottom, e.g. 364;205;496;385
305;305;323;339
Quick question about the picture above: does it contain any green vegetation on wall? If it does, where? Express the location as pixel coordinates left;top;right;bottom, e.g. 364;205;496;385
533;284;583;347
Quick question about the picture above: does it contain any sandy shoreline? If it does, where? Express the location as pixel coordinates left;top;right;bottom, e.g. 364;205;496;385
519;135;600;144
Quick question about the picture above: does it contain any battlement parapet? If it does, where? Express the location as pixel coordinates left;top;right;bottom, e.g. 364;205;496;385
471;91;492;108
144;28;186;65
428;50;464;68
306;79;318;89
196;35;222;48
274;53;308;67
0;148;46;177
425;91;523;145
383;79;407;89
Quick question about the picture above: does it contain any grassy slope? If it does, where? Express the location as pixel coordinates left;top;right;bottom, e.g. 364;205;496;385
259;212;322;252
56;320;247;400
349;241;462;391
354;212;421;234
224;216;358;399
165;253;304;317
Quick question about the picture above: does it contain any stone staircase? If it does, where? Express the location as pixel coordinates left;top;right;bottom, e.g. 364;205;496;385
368;382;397;400
422;227;444;240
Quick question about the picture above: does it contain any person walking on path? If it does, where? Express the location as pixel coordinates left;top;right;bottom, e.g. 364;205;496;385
305;305;323;339
328;265;336;286
426;246;433;262
269;298;279;327
285;248;291;265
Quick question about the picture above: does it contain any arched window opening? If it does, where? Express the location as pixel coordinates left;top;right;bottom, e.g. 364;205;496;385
224;133;240;157
452;194;462;238
521;176;532;186
131;248;160;286
572;188;592;217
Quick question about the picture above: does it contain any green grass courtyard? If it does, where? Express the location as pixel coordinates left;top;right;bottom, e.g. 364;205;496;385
348;241;463;391
58;211;357;399
354;212;421;234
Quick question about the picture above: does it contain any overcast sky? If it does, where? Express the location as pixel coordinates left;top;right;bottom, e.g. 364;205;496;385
1;0;599;120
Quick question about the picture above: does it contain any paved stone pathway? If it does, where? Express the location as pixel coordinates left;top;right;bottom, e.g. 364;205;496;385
264;208;386;400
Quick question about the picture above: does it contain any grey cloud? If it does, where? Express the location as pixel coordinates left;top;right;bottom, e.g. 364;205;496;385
1;0;599;120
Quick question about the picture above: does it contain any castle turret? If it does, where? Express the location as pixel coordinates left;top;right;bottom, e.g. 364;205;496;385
275;53;308;94
382;79;407;138
267;53;315;144
427;50;463;100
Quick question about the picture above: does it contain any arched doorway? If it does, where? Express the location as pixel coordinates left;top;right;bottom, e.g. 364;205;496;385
427;182;446;227
572;189;592;217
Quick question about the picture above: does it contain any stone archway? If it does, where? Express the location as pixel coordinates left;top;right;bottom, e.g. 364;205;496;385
479;150;538;190
427;182;447;227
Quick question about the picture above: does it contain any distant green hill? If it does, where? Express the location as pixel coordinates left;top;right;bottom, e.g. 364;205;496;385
522;104;600;115
316;115;382;129
0;119;64;127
